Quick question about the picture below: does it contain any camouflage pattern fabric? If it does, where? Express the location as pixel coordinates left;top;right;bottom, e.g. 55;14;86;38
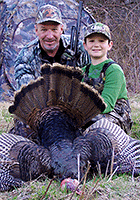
84;22;111;40
0;0;95;101
35;4;63;24
14;35;90;90
91;99;133;135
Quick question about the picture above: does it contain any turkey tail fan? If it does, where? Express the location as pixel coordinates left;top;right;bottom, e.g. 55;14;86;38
41;63;106;127
41;63;83;105
40;63;51;102
9;63;106;129
75;82;106;126
9;77;47;125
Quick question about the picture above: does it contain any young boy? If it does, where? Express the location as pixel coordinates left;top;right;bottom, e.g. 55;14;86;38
82;22;132;134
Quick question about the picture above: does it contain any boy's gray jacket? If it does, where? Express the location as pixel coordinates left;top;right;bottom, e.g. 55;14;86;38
14;35;90;90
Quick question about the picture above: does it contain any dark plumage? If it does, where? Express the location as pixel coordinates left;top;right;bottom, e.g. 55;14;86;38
85;118;140;175
0;63;139;191
37;107;81;147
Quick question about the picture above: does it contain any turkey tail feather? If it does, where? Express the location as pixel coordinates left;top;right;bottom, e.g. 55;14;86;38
9;63;106;129
9;78;46;124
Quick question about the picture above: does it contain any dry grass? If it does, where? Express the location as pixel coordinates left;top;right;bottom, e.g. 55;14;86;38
129;93;140;139
0;174;140;200
0;102;14;134
0;94;140;199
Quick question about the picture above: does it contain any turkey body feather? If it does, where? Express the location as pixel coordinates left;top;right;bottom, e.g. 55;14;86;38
37;107;82;147
87;118;140;175
0;63;140;192
0;133;51;191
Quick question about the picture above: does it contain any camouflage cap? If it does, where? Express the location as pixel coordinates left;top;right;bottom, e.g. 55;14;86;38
36;4;63;24
84;22;111;40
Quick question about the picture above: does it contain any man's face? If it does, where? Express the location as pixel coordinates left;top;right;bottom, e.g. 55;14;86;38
35;21;63;55
84;33;113;62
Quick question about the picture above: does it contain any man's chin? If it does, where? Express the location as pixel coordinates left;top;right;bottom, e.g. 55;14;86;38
43;44;58;52
44;47;55;51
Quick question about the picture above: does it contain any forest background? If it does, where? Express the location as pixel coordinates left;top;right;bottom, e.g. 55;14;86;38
79;0;140;94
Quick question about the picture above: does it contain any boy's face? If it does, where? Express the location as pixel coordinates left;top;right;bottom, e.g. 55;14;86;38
83;33;113;62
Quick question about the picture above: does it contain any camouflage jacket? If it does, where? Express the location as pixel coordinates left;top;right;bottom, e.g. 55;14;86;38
14;34;90;90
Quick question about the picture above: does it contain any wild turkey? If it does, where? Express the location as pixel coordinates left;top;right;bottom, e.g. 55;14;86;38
0;63;139;192
0;63;107;191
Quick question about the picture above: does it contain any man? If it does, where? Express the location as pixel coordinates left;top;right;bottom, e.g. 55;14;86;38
14;4;90;90
12;4;90;141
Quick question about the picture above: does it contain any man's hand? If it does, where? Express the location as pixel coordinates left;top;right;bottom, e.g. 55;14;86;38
61;49;75;66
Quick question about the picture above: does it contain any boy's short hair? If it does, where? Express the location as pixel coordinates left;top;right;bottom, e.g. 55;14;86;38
84;22;111;41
